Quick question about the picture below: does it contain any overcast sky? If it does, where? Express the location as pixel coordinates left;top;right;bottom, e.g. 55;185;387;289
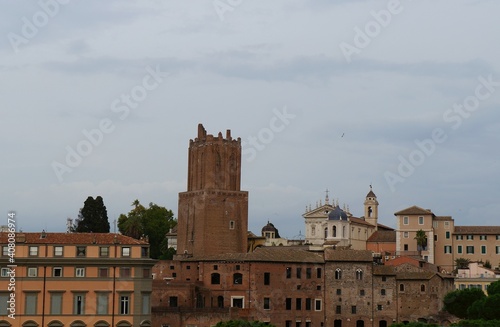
1;0;499;238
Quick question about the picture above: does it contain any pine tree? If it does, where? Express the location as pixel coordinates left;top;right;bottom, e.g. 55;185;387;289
75;196;110;233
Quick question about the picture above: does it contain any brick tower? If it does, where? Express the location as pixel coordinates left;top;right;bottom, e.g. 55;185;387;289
176;124;248;257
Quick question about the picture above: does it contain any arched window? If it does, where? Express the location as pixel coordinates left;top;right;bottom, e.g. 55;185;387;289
233;273;243;285
335;268;342;280
356;269;363;280
211;273;220;285
217;296;224;308
324;227;328;238
399;284;405;292
342;226;346;238
311;225;316;236
421;284;426;292
333;226;337;237
368;206;372;217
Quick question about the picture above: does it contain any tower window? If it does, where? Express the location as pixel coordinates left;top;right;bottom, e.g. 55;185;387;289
229;221;235;230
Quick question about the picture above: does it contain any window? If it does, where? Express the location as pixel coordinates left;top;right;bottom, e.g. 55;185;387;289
286;267;292;278
377;304;383;311
143;268;151;278
296;267;302;279
263;297;270;310
29;246;38;256
418;216;424;225
421;284;426;292
404;244;409;251
317;268;322;278
75;267;85;277
169;296;178;308
315;299;322;311
27;267;37;277
497;235;500;240
213;265;218;270
496;246;500;254
264;272;270;285
1;268;10;277
336;305;341;314
399;284;405;292
333;226;337;237
403;232;409;238
233;273;243;285
359;290;365;296
444;246;452;254
351;306;357;314
434;235;438;242
446;231;450;239
76;246;86;257
120;267;131;278
481;245;487;254
480;235;487;241
25;293;38;314
229;220;236;229
403;216;409;225
382;276;387;282
335;268;342;280
305;298;312;310
141;247;149;257
211;273;220;284
53;267;63;277
99;268;109;277
235;265;240;270
74;293;85;315
381;289;386;296
97;293;108;315
356;269;363;280
336;289;341;295
458;245;463;254
433;221;438;228
306;267;312;279
54;246;63;256
466;246;474;254
296;298;302;310
122;247;131;257
286;321;292;327
231;297;244;308
444;221;450;228
286;298;292;310
467;235;474;240
99;247;109;257
120;295;130;314
50;293;62;314
456;235;463;240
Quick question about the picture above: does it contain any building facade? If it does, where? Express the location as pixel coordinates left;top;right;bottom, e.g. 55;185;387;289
0;232;155;327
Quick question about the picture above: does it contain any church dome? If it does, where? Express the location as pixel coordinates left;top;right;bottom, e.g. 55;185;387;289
328;206;348;221
261;222;281;238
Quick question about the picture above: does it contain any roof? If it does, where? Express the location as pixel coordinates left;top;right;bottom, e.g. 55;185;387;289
434;216;453;221
324;249;373;262
184;247;324;264
261;222;281;238
366;190;377;198
0;232;148;245
376;223;394;231
350;217;375;227
394;205;434;216
454;226;500;235
367;230;396;243
373;265;397;276
396;271;435;280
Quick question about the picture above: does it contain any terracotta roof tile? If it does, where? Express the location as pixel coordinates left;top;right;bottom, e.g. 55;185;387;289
454;226;500;234
434;216;453;221
367;231;396;243
0;232;148;245
396;271;435;280
377;223;394;231
324;249;373;262
349;217;375;227
394;206;434;216
373;265;397;276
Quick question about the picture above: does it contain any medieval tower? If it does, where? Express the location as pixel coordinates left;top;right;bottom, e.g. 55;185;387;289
176;124;248;257
364;186;379;229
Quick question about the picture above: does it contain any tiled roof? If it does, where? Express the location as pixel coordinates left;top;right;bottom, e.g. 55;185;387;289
396;271;435;280
377;223;394;231
454;226;500;234
184;247;324;264
394;206;434;216
0;232;148;245
434;216;453;221
324;249;373;262
367;231;396;243
373;265;396;276
349;217;375;227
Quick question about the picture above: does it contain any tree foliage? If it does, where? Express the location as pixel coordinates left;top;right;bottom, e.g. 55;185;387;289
451;319;500;327
467;294;500;320
486;279;500;297
118;200;176;259
455;257;471;269
75;196;110;233
390;323;438;327
443;288;486;319
215;321;275;327
414;229;427;252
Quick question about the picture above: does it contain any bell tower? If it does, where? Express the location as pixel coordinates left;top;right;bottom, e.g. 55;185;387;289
364;185;379;229
176;124;248;257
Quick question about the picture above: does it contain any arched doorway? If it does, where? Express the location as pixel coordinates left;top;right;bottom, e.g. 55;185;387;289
379;321;387;327
356;320;364;327
334;320;342;327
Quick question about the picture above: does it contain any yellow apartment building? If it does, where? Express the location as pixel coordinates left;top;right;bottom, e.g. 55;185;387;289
0;232;155;327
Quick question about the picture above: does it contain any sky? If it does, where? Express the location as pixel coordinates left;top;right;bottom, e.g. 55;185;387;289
1;0;499;239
